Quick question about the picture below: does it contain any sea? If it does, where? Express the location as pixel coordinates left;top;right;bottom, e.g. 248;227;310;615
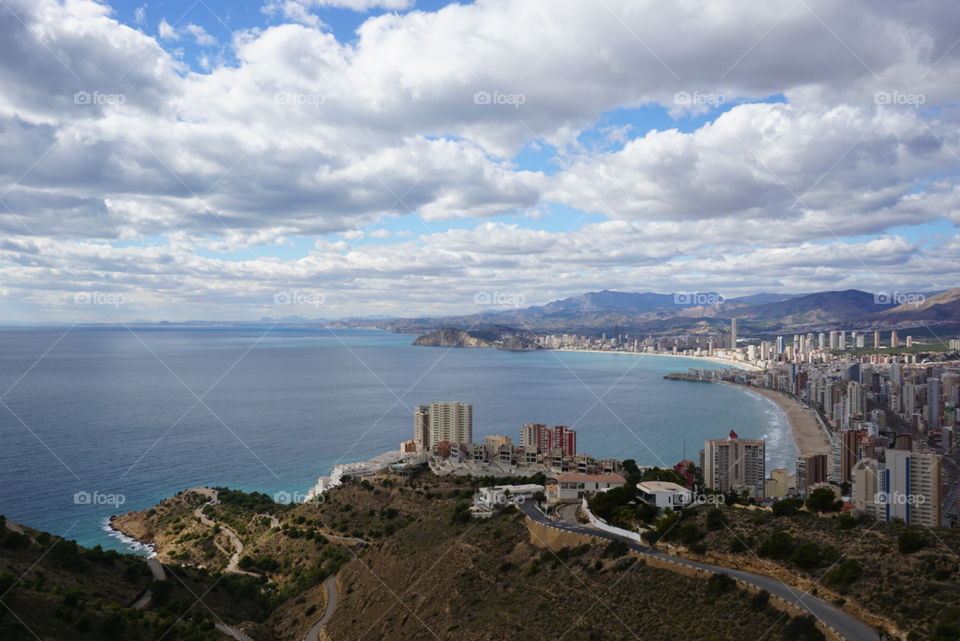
0;326;795;553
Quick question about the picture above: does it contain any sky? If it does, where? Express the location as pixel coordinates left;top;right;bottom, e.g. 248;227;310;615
1;0;959;322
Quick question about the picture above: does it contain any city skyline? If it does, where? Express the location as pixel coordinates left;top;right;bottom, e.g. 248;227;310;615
2;0;960;322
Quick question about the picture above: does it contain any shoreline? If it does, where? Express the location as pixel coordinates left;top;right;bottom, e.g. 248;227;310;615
721;382;831;459
549;348;763;371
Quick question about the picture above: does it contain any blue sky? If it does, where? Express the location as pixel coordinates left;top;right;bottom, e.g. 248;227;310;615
0;0;957;320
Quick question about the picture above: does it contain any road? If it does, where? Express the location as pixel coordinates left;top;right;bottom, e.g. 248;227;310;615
304;576;339;641
193;489;260;578
520;502;882;641
131;558;167;609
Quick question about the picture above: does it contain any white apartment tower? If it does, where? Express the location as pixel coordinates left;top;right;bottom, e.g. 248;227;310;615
701;430;765;498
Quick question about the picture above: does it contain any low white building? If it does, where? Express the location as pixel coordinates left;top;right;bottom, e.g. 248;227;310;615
637;481;692;511
550;473;626;503
474;484;544;509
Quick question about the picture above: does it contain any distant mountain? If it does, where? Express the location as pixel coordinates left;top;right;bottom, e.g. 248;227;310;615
538;290;685;314
867;288;960;322
728;293;803;305
732;290;885;324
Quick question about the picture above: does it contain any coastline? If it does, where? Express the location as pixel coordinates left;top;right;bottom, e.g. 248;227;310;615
549;348;763;371
721;382;831;459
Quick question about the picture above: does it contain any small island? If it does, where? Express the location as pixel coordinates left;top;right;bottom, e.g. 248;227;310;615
412;326;541;351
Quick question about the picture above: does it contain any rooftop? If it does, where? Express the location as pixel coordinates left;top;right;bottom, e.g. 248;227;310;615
637;481;690;494
556;473;626;483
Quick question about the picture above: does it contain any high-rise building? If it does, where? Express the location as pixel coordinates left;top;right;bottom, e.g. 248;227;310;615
871;449;941;527
520;423;577;456
414;405;431;450
891;330;900;348
701;430;765;498
776;335;784;355
929;378;942;429
765;467;789;498
418;402;473;446
840;429;860;484
730;318;738;349
796;453;828;495
873;329;881;348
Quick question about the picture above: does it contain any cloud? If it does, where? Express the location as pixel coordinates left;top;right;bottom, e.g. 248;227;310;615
1;0;959;320
158;18;178;40
185;24;217;46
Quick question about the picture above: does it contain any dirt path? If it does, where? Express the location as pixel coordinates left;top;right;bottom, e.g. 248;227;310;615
192;488;261;578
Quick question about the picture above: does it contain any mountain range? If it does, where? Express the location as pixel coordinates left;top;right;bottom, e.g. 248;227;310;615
340;288;960;336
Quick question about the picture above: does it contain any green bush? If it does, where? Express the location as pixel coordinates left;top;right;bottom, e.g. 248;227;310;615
757;531;794;559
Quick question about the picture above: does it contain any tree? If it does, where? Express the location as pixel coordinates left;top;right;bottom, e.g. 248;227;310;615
790;542;823;569
771;497;803;516
706;507;727;531
757;531;795;559
805;488;842;513
898;529;926;554
824;559;862;588
150;579;174;604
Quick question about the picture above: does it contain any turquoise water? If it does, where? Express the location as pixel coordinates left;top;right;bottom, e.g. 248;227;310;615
0;326;794;551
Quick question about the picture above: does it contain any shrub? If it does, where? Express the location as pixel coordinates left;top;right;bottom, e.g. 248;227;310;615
898;529;926;554
772;498;804;517
705;508;726;531
790;542;823;569
757;531;795;559
824;559;862;588
805;488;842;513
706;572;736;597
601;540;629;559
750;589;770;612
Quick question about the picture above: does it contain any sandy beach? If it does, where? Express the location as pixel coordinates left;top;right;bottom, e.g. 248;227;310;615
732;385;832;458
550;348;764;371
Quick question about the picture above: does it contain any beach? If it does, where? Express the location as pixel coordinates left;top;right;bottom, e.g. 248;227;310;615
730;384;831;458
550;348;764;371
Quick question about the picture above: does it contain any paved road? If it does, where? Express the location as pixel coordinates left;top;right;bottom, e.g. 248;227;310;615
520;502;882;641
132;558;167;609
304;576;339;641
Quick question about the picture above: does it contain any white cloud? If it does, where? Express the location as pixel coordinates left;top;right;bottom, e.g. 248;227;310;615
0;0;959;320
185;24;217;46
158;18;178;40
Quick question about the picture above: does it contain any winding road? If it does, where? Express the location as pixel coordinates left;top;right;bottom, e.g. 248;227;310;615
303;576;339;641
520;502;883;641
193;489;260;578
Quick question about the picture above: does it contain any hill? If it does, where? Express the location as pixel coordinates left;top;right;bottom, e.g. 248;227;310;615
867;287;960;322
731;290;885;325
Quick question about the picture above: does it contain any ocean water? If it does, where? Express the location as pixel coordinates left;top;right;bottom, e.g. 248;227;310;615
0;326;795;552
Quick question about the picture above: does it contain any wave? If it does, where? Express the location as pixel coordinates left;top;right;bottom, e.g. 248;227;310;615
101;517;156;558
738;388;797;472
